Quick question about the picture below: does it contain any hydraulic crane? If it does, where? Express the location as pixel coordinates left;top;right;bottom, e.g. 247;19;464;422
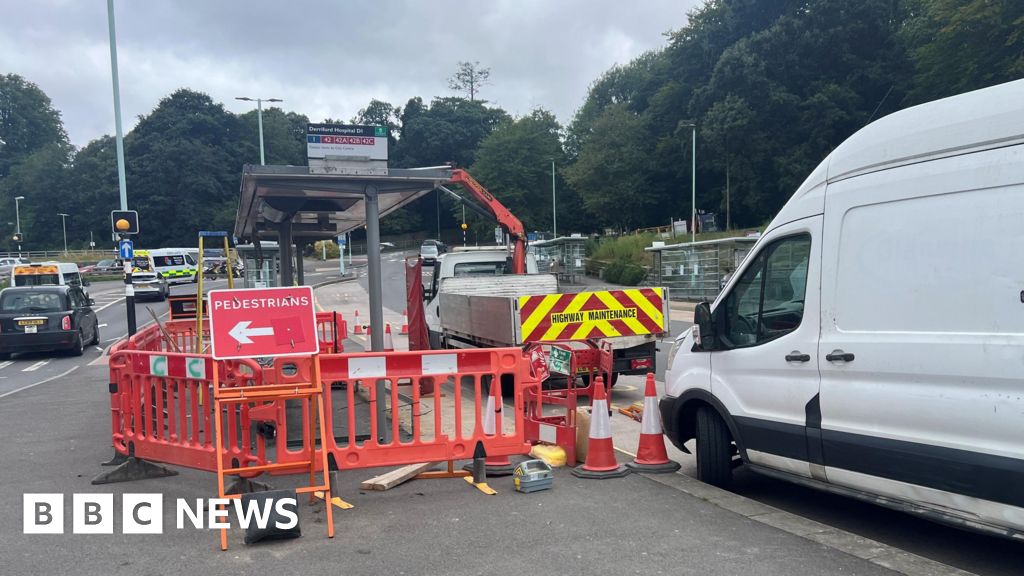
445;169;528;274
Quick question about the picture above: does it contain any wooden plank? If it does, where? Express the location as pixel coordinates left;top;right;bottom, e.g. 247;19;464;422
360;462;437;491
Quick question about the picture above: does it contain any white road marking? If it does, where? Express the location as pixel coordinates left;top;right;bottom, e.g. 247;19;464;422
94;346;103;352
95;297;126;312
23;360;50;372
103;337;121;343
0;361;13;370
0;365;79;400
98;323;109;328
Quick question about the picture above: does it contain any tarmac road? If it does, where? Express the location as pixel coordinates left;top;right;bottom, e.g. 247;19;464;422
0;277;231;398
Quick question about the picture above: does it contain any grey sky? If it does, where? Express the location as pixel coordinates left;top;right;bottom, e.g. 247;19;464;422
1;0;696;147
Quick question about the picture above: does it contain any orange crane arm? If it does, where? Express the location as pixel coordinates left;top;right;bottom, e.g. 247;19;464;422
447;169;528;274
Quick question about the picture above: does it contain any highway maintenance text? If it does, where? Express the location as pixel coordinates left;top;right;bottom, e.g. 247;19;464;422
550;308;638;324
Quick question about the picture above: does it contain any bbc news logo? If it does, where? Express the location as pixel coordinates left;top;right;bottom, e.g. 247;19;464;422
23;493;298;534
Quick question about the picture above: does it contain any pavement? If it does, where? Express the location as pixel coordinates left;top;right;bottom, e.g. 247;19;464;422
0;258;1010;575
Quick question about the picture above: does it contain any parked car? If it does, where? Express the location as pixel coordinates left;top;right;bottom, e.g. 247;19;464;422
660;79;1024;540
88;259;123;275
420;239;446;264
0;285;99;358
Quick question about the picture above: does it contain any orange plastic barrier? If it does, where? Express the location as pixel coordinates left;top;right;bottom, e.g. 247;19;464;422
107;348;267;473
105;323;534;479
315;311;347;353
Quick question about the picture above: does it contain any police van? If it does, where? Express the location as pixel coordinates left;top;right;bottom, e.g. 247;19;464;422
148;248;198;284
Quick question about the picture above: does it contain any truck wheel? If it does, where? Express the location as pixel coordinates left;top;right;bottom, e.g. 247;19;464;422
695;406;733;488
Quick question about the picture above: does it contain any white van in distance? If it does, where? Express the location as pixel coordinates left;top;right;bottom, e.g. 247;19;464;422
11;262;89;295
660;79;1024;540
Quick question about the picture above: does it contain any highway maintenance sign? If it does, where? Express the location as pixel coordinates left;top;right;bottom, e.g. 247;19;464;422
517;288;668;342
207;286;319;360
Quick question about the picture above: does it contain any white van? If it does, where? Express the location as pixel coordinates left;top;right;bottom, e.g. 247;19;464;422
11;262;89;295
660;80;1024;540
148;248;198;284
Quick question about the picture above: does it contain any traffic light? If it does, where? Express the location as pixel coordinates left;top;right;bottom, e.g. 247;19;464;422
110;210;139;235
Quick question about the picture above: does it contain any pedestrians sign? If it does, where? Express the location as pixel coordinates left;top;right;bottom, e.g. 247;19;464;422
207;286;319;360
118;239;134;260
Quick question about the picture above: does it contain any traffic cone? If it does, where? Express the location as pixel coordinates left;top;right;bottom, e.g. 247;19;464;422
353;310;363;334
383;324;395;352
400;309;409;335
464;379;515;476
572;375;630;479
626;374;681;473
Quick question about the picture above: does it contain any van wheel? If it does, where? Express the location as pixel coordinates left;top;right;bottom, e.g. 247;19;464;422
695;406;733;488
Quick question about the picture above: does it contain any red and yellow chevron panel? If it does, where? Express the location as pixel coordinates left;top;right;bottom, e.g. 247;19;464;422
517;288;667;342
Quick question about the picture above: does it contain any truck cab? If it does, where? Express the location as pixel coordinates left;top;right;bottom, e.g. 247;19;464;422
423;249;538;349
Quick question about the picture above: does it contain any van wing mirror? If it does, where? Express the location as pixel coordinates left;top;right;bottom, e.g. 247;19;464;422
692;301;717;351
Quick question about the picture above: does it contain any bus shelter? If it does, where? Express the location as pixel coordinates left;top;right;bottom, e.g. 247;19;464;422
645;236;758;301
530;236;587;284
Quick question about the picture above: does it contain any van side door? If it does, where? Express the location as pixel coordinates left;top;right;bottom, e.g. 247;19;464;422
818;146;1024;525
710;216;823;479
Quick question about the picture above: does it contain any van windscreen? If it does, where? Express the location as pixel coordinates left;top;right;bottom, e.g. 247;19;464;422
154;255;185;267
14;274;60;287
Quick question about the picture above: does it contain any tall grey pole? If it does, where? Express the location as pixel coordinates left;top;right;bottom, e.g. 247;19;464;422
106;0;128;212
691;125;696;244
257;98;265;165
364;185;388;442
436;189;441;239
551;159;557;237
14;196;23;253
58;213;69;253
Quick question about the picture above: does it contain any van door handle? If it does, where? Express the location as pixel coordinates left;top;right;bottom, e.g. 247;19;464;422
825;350;855;362
785;352;811;363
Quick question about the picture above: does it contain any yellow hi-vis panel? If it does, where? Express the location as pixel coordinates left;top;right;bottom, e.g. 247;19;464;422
517;288;666;342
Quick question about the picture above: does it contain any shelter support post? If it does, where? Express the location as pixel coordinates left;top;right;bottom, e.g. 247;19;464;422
364;184;389;442
279;219;294;287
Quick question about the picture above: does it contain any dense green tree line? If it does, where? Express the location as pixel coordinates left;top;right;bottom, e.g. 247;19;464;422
1;0;1021;251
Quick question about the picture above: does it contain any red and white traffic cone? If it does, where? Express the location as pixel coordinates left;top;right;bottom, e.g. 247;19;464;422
383;324;395;352
465;378;515;476
353;310;364;335
400;309;409;335
572;375;630;479
626;373;681;473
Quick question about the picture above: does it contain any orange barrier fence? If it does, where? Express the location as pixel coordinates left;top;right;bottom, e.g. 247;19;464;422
104;319;533;481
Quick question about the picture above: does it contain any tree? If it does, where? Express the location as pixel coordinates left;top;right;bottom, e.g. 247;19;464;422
905;0;1024;103
448;61;491;101
0;74;69;178
468;109;576;235
564;105;661;229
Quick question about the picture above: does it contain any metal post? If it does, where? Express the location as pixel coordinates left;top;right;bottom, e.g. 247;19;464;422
551;159;557;237
106;0;128;212
123;258;136;336
436;189;441;239
295;241;305;285
257;99;265;166
279;220;293;286
58;213;69;253
14;196;23;252
365;185;389;443
691;125;696;243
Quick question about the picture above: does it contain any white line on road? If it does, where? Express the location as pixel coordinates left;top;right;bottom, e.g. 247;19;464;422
0;361;13;370
94;346;103;352
95;297;126;312
98;323;108;328
0;365;79;400
23;360;50;372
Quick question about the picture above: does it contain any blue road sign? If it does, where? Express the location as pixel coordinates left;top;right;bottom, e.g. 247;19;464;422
337;234;347;246
118;239;134;260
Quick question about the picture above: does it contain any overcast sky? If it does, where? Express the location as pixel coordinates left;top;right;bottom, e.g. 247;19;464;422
1;0;697;147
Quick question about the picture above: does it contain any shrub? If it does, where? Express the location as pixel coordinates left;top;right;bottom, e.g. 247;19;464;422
313;240;341;259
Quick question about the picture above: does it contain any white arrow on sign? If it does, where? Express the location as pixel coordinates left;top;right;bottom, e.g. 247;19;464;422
228;321;274;345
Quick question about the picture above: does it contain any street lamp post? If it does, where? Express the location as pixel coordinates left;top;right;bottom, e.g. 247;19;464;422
551;159;559;237
236;96;283;165
679;122;697;243
14;196;25;253
58;213;70;254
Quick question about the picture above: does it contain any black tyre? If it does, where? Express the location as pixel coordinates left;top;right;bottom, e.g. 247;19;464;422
69;330;85;357
695;406;733;488
91;321;101;345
